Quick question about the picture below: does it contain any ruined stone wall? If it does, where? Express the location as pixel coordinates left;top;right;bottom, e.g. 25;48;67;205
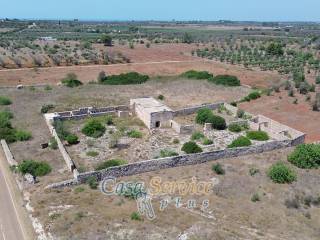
170;120;194;134
0;139;18;166
173;102;224;117
76;139;297;183
150;111;174;128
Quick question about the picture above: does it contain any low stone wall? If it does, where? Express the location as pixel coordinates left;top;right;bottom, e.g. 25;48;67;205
76;139;295;184
53;105;128;121
0;139;18;166
173;102;223;117
170;120;194;134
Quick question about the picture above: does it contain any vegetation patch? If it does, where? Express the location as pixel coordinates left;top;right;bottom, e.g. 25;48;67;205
95;159;127;171
228;123;242;133
159;149;179;158
212;163;225;175
17;160;52;177
191;131;205;140
86;176;98;189
61;73;83;88
127;129;143;138
287;144;320;169
99;72;149;85
182;141;203;154
246;131;269;141
0;96;12;105
195;108;226;130
65;134;79;145
86;151;99;157
267;162;297;184
40;104;55;114
228;136;252;148
202;138;213;145
82;119;106;138
208;75;240;86
181;70;213;80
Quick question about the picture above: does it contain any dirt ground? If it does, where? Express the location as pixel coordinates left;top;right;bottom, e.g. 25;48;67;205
0;43;282;88
29;147;320;240
239;90;320;143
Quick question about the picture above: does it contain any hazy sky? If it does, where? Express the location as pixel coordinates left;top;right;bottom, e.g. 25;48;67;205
1;0;319;21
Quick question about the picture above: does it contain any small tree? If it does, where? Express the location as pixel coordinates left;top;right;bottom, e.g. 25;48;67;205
267;162;297;184
101;34;112;46
181;141;203;154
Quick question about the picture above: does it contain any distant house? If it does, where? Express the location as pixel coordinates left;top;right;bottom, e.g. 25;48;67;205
39;36;57;41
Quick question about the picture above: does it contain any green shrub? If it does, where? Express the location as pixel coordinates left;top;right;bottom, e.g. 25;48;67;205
191;131;205;140
0;110;13;120
66;134;79;145
249;167;260;176
74;187;85;193
316;76;320;84
0;96;12;105
17;160;51;177
267;162;297;184
14;130;32;141
287;144;320;169
105;115;114;125
181;70;213;80
228;123;242;133
247;91;261;100
202;138;213;145
95;159;127;171
251;193;261;202
61;73;82;87
49;137;58;150
82;120;106;138
206;114;227;130
131;212;142;221
181;141;202;154
246;131;269;141
236;109;245;118
195;108;212;124
99;72;149;85
209;75;240;86
228;136;252;148
86;176;98;189
40;104;55;114
53;120;70;140
127;129;142;138
212;163;225;175
172;138;180;144
157;94;165;100
159;149;178;158
86;151;99;157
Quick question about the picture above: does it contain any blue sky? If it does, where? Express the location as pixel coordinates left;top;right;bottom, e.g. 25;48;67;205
1;0;319;22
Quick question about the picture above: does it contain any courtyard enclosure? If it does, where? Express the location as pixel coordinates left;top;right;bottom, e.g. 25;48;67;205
43;98;306;188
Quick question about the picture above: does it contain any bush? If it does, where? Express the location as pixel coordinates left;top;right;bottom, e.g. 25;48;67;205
99;72;149;85
53;120;70;140
127;129;142;138
82;120;106;138
236;109;245;118
181;141;202;154
86;176;98;189
105;115;114;125
247;91;261;100
228;136;252;148
14;130;32;141
131;212;142;221
251;193;260;202
86;151;99;157
157;94;164;100
249;168;260;176
0;96;12;105
267;162;297;184
181;70;213;80
206;114;227;130
95;159;127;171
41;104;55;114
195;108;212;124
287;144;320;169
202;138;213;145
212;163;225;175
159;149;179;158
49;137;58;150
209;75;240;86
61;73;83;87
246;131;269;141
316;76;320;84
191;131;205;140
17;160;51;177
66;134;79;145
228;123;242;133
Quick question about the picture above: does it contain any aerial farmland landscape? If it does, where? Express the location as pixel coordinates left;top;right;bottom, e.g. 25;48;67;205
0;1;320;240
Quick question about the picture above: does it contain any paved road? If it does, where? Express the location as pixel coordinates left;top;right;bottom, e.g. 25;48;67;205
0;154;25;240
